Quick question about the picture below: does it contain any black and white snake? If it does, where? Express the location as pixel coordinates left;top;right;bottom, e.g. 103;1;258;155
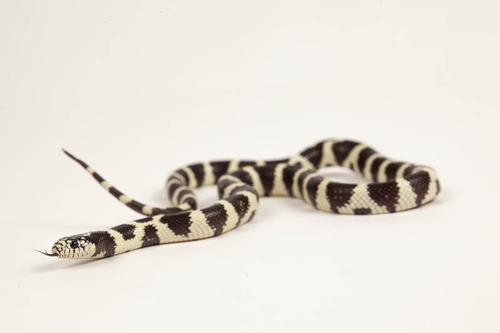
40;139;440;259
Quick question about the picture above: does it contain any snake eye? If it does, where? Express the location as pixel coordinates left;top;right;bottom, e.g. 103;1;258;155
69;240;79;249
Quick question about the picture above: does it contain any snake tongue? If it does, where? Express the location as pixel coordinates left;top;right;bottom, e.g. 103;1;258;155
35;249;59;257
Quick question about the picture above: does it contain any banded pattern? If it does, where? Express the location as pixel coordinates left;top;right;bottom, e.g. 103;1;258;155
44;139;440;259
50;176;259;258
163;139;439;215
62;150;187;216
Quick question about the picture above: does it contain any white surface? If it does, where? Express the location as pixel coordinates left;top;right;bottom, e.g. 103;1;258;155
1;1;499;332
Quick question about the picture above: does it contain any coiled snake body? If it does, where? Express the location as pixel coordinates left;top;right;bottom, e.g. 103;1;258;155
42;139;440;259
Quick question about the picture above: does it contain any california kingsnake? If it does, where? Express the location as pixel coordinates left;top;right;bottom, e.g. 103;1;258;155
41;139;440;259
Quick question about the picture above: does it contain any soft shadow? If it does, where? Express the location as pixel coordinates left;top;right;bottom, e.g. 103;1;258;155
318;167;364;183
151;189;168;205
29;256;115;273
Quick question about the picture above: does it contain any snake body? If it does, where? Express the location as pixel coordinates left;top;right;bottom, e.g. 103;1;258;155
44;139;440;259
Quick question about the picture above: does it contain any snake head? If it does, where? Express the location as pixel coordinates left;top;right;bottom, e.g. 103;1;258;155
40;234;97;259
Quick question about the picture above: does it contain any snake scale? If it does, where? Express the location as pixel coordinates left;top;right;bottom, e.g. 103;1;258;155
40;139;440;259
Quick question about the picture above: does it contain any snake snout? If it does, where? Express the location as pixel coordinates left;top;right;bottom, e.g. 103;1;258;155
40;235;97;259
51;246;60;256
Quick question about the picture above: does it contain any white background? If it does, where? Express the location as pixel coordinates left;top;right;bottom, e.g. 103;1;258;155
1;1;499;332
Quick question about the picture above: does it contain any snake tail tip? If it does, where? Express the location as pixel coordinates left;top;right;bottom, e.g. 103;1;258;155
61;148;72;156
61;148;80;162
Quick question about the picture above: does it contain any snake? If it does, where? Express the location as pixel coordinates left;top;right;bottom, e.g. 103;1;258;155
39;139;440;259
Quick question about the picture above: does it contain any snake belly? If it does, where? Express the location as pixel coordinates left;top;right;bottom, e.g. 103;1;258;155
45;139;440;259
